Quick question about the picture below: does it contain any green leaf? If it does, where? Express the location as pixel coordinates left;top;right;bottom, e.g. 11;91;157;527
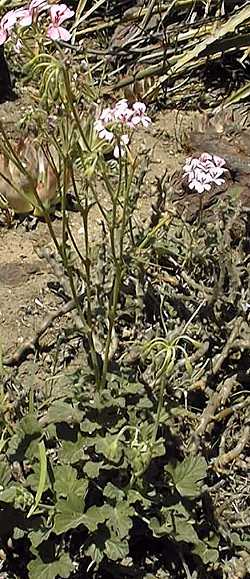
149;503;199;544
13;528;25;540
54;465;88;499
0;486;17;503
166;455;207;498
53;496;85;535
148;515;172;538
231;532;250;550
18;415;41;436
45;401;83;425
0;484;34;510
84;529;108;567
83;505;113;532
28;441;47;517
57;436;85;464
28;552;73;579
104;483;124;502
127;489;152;508
26;461;51;493
84;461;102;478
106;501;134;539
105;535;129;561
193;540;219;564
174;517;199;544
29;526;53;549
0;459;11;488
54;500;112;535
80;418;101;434
95;435;123;463
7;415;41;458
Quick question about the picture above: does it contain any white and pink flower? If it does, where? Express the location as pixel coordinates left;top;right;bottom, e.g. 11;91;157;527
0;10;18;45
183;153;227;194
47;4;74;41
16;0;49;28
94;120;114;142
0;2;74;44
114;134;130;159
94;99;151;159
131;101;151;127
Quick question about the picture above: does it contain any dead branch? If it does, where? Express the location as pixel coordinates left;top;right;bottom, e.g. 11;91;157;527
213;425;250;472
3;295;84;367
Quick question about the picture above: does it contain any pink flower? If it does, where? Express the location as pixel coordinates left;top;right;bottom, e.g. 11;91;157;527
17;0;49;27
47;4;74;41
0;10;17;44
113;134;130;159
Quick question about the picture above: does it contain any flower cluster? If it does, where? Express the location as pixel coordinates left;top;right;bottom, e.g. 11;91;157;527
183;153;227;194
0;1;74;45
94;99;151;159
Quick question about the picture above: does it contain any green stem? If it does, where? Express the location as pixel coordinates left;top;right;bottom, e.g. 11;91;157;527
64;168;100;385
82;183;101;386
99;152;133;389
62;64;91;153
151;376;165;446
100;261;122;390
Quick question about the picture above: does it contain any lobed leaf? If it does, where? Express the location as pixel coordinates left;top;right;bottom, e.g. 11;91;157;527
166;455;207;498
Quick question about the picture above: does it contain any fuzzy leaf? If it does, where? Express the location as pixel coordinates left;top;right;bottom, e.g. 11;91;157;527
45;401;83;425
29;526;53;549
166;455;207;498
54;500;112;535
105;535;129;561
80;418;101;434
174;517;199;544
106;501;134;539
84;461;102;478
95;435;123;463
193;540;219;564
7;415;41;458
27;462;51;493
57;436;85;464
0;486;17;503
83;505;113;532
54;465;88;499
0;459;11;488
53;496;85;535
28;552;73;579
18;415;41;436
84;529;108;567
127;489;152;508
104;483;124;502
148;515;172;537
149;503;196;540
231;532;250;550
